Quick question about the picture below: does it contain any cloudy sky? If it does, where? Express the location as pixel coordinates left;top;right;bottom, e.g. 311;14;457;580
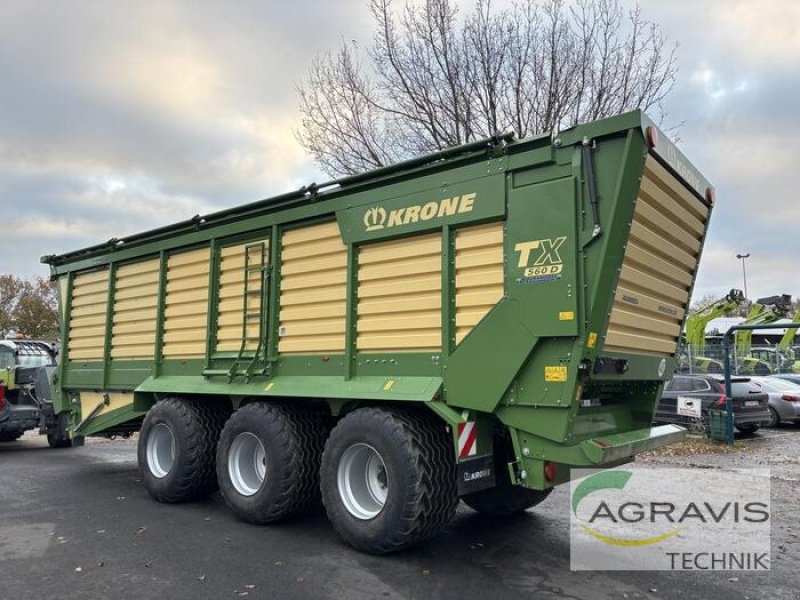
1;0;797;304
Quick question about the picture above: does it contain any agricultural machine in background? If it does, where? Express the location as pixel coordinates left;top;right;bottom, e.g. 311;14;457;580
776;308;800;373
0;339;75;447
679;289;745;373
735;294;793;374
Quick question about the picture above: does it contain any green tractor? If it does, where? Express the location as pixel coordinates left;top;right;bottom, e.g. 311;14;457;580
735;295;793;375
776;309;800;374
680;289;744;373
0;340;75;446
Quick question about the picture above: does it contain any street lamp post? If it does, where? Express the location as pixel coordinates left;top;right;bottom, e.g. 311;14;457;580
736;253;750;298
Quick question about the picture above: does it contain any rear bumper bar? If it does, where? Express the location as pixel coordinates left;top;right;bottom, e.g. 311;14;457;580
579;424;686;464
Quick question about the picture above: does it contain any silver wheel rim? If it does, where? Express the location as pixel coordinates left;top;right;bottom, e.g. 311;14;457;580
146;423;176;478
337;443;388;520
228;432;266;496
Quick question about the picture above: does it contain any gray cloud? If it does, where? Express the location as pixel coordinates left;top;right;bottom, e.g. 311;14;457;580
0;0;797;306
638;0;800;301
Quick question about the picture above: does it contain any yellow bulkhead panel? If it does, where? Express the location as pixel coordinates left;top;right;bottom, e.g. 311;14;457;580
357;231;442;352
216;240;269;353
68;268;110;361
454;222;505;344
79;391;134;422
162;247;211;359
279;222;347;353
110;258;160;359
605;155;709;356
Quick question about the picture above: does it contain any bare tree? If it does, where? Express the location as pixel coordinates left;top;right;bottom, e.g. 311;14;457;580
297;0;677;176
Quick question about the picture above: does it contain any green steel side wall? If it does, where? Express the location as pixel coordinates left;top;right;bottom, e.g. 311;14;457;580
51;111;712;471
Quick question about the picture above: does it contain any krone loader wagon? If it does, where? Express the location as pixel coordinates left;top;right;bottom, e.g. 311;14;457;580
43;111;714;553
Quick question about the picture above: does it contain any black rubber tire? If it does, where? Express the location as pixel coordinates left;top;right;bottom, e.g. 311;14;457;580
0;431;24;442
47;413;75;448
767;407;780;428
463;485;552;516
138;398;229;503
462;429;552;516
320;407;458;554
735;423;760;435
754;363;771;376
216;402;328;524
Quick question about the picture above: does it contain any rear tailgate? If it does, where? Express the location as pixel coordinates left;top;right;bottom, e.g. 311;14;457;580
730;381;770;423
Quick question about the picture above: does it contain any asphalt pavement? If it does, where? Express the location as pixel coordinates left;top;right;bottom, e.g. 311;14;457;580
1;429;798;600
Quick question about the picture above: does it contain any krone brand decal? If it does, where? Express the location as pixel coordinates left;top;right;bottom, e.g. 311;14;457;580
514;236;567;283
363;207;387;232
362;193;476;232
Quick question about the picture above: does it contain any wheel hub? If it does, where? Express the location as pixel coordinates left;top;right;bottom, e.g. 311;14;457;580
228;432;267;496
337;443;388;520
146;423;176;479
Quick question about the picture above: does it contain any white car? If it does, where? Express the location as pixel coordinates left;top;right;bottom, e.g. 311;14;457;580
751;376;800;426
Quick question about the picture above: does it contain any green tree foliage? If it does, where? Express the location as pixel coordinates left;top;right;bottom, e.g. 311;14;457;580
0;274;59;339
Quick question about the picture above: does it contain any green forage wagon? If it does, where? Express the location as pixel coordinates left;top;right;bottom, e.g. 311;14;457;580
43;111;714;553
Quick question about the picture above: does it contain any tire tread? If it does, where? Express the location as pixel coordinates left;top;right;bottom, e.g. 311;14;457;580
322;407;458;554
219;401;328;523
140;397;229;503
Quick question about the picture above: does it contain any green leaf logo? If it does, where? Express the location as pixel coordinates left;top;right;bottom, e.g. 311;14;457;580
572;470;682;547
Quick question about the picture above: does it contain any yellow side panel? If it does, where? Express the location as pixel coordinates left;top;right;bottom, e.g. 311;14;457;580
68;268;109;361
215;240;269;353
162;247;210;359
58;276;69;322
454;222;504;344
111;258;160;359
357;231;442;352
79;391;134;422
279;223;347;354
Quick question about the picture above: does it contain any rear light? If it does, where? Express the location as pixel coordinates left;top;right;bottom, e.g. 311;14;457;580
0;383;5;411
717;392;727;407
544;461;558;483
781;395;800;402
645;126;659;148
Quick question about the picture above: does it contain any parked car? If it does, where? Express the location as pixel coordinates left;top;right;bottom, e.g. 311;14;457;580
772;373;800;386
749;376;800;427
654;374;771;435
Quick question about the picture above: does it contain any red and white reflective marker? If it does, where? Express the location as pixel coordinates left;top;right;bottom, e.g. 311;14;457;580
457;421;477;458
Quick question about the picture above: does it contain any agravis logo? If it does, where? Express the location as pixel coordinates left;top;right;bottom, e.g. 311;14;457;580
572;470;682;547
570;467;771;571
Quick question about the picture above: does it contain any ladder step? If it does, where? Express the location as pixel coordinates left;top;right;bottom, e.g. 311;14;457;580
202;369;230;376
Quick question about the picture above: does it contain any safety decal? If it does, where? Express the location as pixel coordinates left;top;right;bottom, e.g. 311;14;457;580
457;421;478;458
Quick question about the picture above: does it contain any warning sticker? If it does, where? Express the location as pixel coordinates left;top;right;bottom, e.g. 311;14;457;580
545;366;568;382
457;421;478;458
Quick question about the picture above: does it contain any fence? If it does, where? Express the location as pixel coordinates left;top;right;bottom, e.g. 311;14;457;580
677;342;799;376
